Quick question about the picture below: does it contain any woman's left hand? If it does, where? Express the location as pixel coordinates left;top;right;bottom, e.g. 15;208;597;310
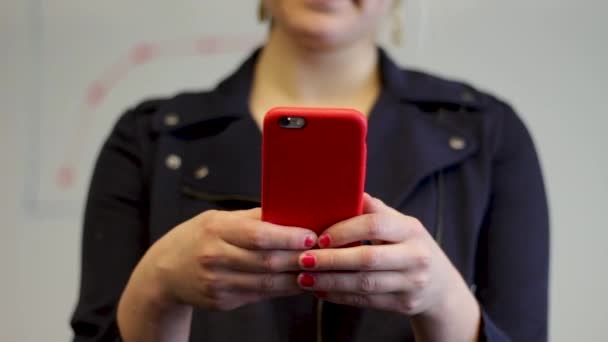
296;193;474;319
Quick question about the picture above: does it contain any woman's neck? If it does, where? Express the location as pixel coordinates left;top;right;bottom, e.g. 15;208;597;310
250;28;381;125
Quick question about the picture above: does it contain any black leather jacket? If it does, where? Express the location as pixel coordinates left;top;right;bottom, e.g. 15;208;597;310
71;48;549;342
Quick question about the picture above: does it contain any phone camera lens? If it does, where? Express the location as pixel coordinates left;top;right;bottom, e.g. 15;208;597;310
279;117;291;127
278;116;306;128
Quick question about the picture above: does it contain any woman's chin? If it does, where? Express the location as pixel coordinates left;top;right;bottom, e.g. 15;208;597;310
282;16;361;50
301;0;355;12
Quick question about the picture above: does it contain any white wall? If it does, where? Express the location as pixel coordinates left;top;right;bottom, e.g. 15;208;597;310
1;1;606;341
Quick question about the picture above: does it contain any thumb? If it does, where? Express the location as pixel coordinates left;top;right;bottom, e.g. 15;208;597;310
362;193;387;214
233;207;262;220
362;193;393;246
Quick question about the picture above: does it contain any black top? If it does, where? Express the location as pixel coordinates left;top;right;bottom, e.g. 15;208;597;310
71;48;549;342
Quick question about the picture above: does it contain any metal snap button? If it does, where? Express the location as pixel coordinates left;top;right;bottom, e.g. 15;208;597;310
165;154;182;170
449;136;466;150
194;165;210;179
164;113;179;126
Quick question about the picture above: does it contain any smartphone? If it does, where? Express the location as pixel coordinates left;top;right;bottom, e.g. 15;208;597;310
261;106;367;235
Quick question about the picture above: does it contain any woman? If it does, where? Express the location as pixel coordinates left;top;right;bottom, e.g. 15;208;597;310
71;1;549;341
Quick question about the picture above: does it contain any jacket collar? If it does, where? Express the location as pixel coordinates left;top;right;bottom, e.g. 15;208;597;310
153;47;485;131
153;47;482;208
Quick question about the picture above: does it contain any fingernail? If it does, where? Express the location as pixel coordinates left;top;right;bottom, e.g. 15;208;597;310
318;235;331;248
300;253;316;268
304;236;316;248
314;291;327;298
299;273;315;287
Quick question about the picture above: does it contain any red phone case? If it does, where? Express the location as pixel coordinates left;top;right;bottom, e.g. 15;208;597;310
261;107;367;235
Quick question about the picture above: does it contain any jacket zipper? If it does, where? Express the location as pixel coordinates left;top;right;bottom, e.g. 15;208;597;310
433;116;477;292
434;110;446;247
434;171;445;247
316;298;324;342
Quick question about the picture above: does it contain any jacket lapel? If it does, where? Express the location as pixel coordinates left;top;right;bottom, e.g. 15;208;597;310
365;50;481;208
152;50;263;207
365;93;479;208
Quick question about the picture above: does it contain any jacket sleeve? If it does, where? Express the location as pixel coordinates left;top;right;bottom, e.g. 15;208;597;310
70;107;152;341
475;104;550;341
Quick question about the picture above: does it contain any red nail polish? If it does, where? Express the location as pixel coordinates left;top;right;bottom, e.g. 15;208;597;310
304;236;315;248
301;254;316;268
299;273;315;287
318;235;331;248
314;291;327;299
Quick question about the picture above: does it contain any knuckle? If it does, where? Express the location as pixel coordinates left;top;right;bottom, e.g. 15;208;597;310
413;249;432;270
197;249;223;268
200;274;225;295
248;228;268;249
205;284;224;300
401;296;422;315
260;275;276;291
212;299;238;312
260;252;279;272
411;273;430;291
407;217;425;234
206;290;247;312
323;274;341;291
347;294;369;307
366;214;383;238
198;210;228;238
199;209;220;228
198;270;219;285
358;273;376;293
361;247;381;270
332;275;345;290
323;252;337;269
197;254;215;268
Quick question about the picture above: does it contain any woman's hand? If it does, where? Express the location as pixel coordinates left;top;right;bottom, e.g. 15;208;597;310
148;208;318;310
118;208;317;342
296;194;480;341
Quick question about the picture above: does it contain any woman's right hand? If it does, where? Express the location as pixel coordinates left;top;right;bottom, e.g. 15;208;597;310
117;208;318;341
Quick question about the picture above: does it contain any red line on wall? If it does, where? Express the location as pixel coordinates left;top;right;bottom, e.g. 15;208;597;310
56;34;259;189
